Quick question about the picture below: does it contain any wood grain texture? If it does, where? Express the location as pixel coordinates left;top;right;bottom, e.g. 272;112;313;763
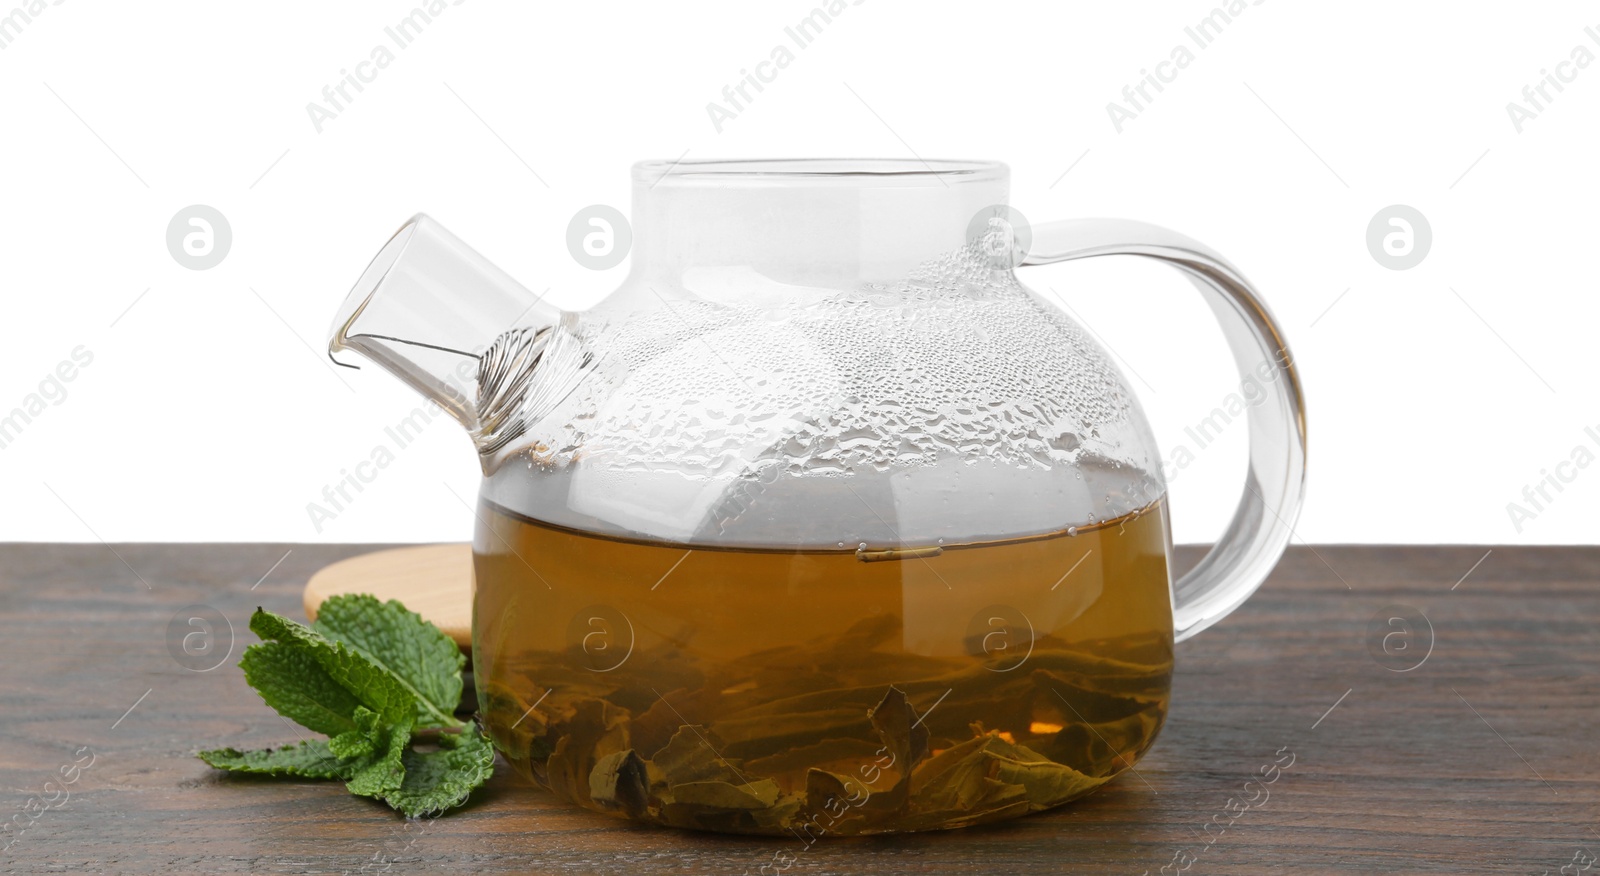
0;543;1595;875
303;544;472;648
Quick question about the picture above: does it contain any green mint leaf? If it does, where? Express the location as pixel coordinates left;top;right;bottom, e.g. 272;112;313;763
249;608;416;728
383;724;495;818
198;741;347;779
328;731;375;759
312;594;466;730
238;641;363;738
328;706;383;758
353;705;381;735
201;601;491;820
343;715;414;799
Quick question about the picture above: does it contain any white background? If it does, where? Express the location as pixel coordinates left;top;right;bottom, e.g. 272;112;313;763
1;0;1595;545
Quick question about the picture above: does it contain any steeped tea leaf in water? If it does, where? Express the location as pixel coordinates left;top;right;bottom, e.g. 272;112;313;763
476;500;1174;835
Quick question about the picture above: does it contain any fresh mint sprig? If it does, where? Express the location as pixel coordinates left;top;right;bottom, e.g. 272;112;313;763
199;595;492;817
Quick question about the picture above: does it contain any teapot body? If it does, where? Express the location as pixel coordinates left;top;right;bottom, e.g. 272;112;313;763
470;162;1175;833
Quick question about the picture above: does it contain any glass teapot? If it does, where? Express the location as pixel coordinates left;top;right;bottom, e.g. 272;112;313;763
328;158;1306;835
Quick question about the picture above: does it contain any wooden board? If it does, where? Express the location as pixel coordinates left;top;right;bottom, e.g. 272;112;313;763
1;543;1596;875
303;544;472;648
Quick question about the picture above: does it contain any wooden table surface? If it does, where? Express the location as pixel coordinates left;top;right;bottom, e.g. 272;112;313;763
0;543;1595;875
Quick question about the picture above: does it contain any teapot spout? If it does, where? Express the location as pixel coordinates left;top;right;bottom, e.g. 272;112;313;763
329;214;578;463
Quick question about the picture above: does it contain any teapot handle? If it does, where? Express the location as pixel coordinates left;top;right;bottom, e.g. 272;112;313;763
1021;219;1308;642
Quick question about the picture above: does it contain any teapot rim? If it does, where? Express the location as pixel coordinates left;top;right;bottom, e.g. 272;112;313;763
632;157;1006;187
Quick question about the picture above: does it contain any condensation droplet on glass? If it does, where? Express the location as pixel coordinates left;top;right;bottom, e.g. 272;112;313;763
1067;526;1078;537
